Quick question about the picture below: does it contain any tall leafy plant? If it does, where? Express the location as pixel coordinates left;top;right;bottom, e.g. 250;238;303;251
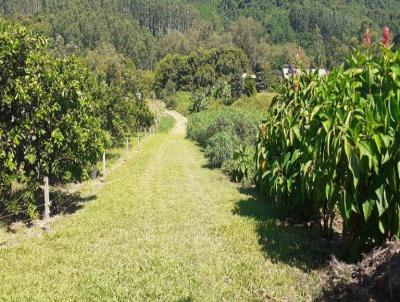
256;27;400;258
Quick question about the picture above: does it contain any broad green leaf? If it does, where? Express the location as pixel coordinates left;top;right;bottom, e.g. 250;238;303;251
362;199;375;222
344;137;351;161
322;119;331;133
349;152;360;188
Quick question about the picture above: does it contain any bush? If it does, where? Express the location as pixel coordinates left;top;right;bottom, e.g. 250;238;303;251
230;74;243;99
205;132;237;167
210;81;234;105
223;145;256;183
188;108;261;168
187;111;219;146
243;77;257;96
189;91;210;113
256;39;400;259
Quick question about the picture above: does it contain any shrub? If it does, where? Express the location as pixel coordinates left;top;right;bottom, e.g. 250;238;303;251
187;111;219;146
223;145;256;183
230;74;243;99
254;62;268;92
210;81;234;105
205;132;237;167
243;77;257;96
189;91;210;113
256;34;400;258
188;108;261;168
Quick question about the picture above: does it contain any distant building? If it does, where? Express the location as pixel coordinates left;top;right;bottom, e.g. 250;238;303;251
242;72;257;79
282;68;327;79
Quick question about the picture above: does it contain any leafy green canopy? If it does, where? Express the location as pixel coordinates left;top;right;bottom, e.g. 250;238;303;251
2;0;399;80
154;47;248;98
256;38;400;259
0;22;109;186
0;20;153;218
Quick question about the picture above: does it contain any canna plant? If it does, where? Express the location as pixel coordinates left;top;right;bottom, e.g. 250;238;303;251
256;27;400;259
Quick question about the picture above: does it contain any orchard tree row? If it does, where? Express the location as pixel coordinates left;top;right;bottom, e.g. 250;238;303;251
0;20;153;219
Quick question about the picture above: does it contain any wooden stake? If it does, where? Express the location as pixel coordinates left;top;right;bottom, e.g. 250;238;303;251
102;151;106;178
43;176;50;223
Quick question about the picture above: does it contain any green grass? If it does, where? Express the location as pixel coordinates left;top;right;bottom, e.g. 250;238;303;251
96;133;142;172
157;115;176;133
233;92;276;112
0;115;325;301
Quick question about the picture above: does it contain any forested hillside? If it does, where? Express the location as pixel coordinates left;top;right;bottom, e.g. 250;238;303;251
1;0;399;72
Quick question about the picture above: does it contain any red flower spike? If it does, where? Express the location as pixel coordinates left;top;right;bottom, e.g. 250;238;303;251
382;26;390;48
364;29;371;48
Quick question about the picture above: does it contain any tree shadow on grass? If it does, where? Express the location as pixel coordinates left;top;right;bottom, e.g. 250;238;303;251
105;152;120;161
50;190;97;216
201;163;219;170
0;191;97;230
233;187;345;272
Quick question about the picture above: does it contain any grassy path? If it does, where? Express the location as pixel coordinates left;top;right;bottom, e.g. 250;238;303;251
0;112;322;301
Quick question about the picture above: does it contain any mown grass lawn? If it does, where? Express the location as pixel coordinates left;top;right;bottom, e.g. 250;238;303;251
0;114;325;301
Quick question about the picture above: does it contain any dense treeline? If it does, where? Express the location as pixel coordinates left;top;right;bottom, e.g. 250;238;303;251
0;0;199;35
1;0;399;74
154;47;248;98
0;0;199;69
0;19;153;219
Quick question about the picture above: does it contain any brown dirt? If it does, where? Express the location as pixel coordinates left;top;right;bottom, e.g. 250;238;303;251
317;240;400;302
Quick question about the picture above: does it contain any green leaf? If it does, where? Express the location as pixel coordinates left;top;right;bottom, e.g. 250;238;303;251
344;137;352;161
325;182;333;201
373;134;383;152
379;220;385;234
311;105;322;119
339;193;351;221
358;140;379;172
349;152;360;188
322;119;331;133
362;200;375;222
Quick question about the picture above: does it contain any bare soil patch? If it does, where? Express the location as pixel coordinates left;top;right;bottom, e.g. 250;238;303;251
318;240;400;302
